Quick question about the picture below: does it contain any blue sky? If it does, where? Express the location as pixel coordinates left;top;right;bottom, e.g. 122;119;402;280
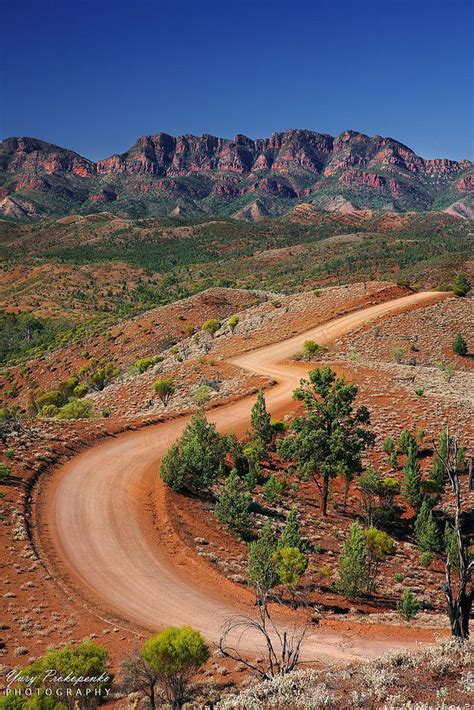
1;0;472;160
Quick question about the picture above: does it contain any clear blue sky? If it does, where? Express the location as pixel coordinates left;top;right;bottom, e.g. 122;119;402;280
1;0;472;161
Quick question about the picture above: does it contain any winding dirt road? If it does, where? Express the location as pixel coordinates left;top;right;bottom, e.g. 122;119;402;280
39;291;445;663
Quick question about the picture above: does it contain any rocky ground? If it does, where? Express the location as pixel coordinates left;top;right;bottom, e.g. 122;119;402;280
87;281;410;417
213;639;473;709
332;295;474;372
0;287;270;410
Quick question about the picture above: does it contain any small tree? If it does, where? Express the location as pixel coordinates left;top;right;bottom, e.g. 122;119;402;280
383;435;398;469
430;429;449;492
452;332;468;356
160;412;228;494
243;441;262;478
336;521;369;599
84;360;120;391
364;527;396;591
215;469;252;537
271;546;308;608
228;315;239;333
262;474;285;504
398;429;418;456
403;445;422;512
202;319;221;338
225;432;250;477
153;378;175;407
142;627;209;710
359;466;399;527
397;589;419;621
414;499;441;552
279;507;306;552
278;367;374;515
250;389;273;450
358;467;380;526
247;521;279;595
453;272;471;297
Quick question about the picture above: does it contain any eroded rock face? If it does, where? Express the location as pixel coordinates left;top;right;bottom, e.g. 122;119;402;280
1;130;472;219
1;137;95;177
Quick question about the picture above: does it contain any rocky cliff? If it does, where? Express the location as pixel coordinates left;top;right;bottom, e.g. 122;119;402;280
0;129;472;220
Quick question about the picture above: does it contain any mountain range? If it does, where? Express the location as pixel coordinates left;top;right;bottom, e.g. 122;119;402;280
0;129;472;221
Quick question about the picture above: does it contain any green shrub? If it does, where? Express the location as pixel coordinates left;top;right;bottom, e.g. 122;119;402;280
39;404;60;418
142;627;209;710
336;521;369;599
271;546;308;605
419;551;433;567
0;463;11;480
397;589;419;620
35;390;63;410
56;399;93;420
270;419;285;435
160;412;228;494
262;474;285;504
436;361;455;381
153;379;176;407
392;346;406;363
398;429;418;455
444;522;460;570
192;385;213;408
58;376;80;400
453;272;471;297
452;332;468;356
73;383;89;398
84;360;119;391
302;340;322;360
202;319;221;337
414;499;441;552
9;640;112;700
247;521;279;593
279;507;306;552
359;466;399;526
228;315;239;333
133;356;163;373
250;390;273;449
215;469;252;537
364;527;396;590
314;563;332;583
394;572;404;583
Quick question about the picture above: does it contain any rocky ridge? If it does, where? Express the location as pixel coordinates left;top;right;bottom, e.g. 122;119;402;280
1;129;472;220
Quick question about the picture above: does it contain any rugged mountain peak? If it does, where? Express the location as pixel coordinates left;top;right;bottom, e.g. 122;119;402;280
0;130;472;220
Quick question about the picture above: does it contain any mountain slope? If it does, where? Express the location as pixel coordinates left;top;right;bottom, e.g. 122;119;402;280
0;130;472;220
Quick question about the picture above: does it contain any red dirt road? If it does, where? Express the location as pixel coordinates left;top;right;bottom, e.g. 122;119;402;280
39;291;445;663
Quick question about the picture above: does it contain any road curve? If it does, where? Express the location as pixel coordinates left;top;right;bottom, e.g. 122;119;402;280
40;291;444;663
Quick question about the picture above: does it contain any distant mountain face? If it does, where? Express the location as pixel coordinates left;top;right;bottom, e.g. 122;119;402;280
0;130;472;220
